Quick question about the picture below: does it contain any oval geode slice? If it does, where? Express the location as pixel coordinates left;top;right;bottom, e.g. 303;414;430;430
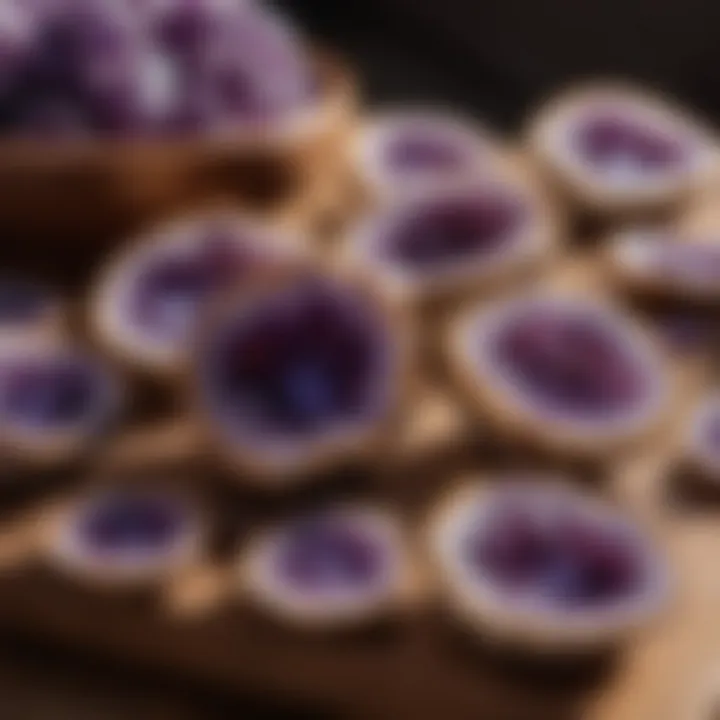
608;229;720;301
353;110;500;200
684;394;720;480
195;270;408;481
0;341;122;463
529;86;713;212
347;181;554;302
92;212;301;374
243;505;407;626
428;480;671;649
448;294;671;454
48;487;203;586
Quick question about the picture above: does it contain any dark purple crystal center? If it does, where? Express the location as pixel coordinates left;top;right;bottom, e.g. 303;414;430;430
381;193;524;270
77;494;186;554
489;307;650;418
0;356;108;429
467;500;645;607
574;112;687;172
204;278;390;439
276;516;384;591
130;227;259;342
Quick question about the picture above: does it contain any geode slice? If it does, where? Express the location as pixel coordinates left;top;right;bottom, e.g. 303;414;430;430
94;214;298;370
429;481;670;644
197;272;403;473
245;506;403;623
53;488;200;581
532;88;710;208
453;295;668;444
0;346;120;440
356;111;496;197
349;183;542;299
611;230;720;298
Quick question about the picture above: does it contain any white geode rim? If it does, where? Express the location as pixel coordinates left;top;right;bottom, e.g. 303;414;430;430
242;505;407;625
197;274;409;478
92;211;302;373
427;480;672;646
345;180;552;302
685;393;720;476
46;488;205;586
0;338;123;453
609;227;720;296
531;86;715;208
451;292;671;445
351;108;501;200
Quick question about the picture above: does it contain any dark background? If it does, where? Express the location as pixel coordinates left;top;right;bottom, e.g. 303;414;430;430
277;0;720;130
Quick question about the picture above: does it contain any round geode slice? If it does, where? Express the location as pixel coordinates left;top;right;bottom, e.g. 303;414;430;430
49;487;203;585
92;213;301;374
243;505;406;626
196;271;407;479
428;480;670;648
530;87;712;211
353;110;500;200
0;343;121;461
684;394;720;479
449;294;670;453
347;181;552;302
609;229;720;301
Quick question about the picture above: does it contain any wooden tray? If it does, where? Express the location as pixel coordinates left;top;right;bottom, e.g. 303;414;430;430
0;224;718;720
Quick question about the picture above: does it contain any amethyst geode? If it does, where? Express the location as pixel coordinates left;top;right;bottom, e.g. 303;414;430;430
0;346;120;442
430;482;670;642
197;273;404;473
349;183;544;299
245;507;403;623
533;89;710;209
53;488;200;581
611;230;720;297
0;0;314;138
94;214;298;371
452;296;669;446
357;111;496;197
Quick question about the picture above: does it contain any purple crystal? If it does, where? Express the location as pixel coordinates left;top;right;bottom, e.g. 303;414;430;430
202;276;392;440
467;494;646;608
573;110;687;173
378;191;525;271
488;305;651;419
76;492;188;555
129;223;261;344
641;241;720;287
384;128;468;174
0;353;114;431
275;514;384;591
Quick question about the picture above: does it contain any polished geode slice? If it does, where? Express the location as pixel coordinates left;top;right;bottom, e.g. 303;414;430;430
459;296;667;432
352;185;531;290
99;215;295;366
612;231;720;293
0;348;119;436
687;396;720;474
358;112;495;195
441;483;666;615
199;274;400;458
